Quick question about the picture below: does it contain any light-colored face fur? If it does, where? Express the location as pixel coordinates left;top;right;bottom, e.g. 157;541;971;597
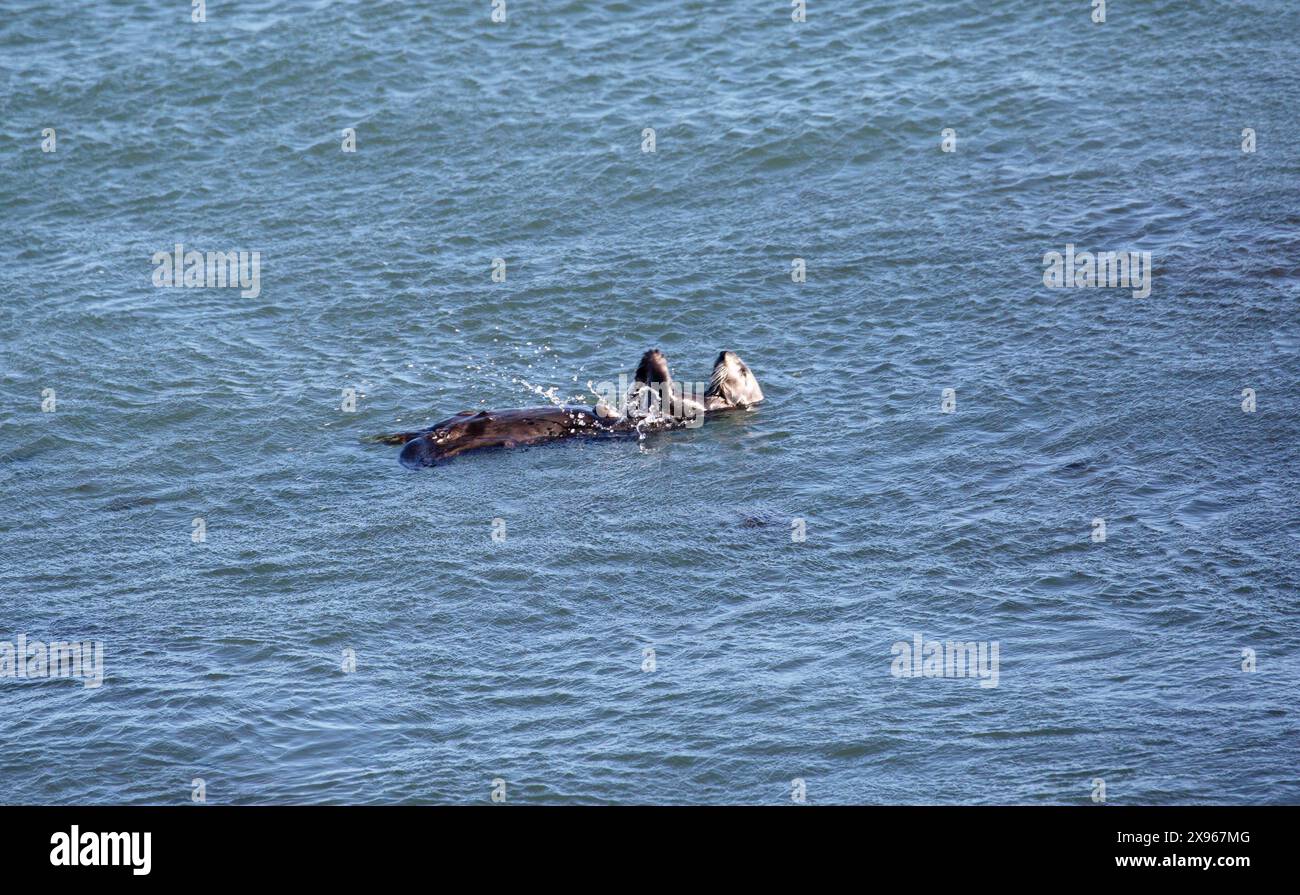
704;350;764;410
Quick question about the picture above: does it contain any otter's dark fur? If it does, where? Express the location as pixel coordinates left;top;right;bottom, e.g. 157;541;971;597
379;348;763;468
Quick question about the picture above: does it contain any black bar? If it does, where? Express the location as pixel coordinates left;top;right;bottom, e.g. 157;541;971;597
1;806;1282;880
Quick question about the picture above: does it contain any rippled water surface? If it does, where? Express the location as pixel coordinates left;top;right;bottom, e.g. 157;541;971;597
1;0;1298;804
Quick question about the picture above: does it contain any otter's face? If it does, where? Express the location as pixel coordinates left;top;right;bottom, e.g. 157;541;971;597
704;350;764;410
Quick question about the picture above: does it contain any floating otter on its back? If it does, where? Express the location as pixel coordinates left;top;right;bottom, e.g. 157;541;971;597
377;348;763;468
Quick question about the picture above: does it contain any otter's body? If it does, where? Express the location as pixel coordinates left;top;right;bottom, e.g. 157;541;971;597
391;405;634;468
381;349;762;469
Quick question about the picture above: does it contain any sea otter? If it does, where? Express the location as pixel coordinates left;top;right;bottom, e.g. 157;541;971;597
378;349;763;468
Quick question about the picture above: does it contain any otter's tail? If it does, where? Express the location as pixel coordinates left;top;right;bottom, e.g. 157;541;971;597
366;431;422;445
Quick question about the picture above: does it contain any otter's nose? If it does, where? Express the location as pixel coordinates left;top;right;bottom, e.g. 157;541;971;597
399;436;439;468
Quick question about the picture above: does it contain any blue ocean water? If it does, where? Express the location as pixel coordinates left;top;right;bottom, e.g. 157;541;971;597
1;0;1297;804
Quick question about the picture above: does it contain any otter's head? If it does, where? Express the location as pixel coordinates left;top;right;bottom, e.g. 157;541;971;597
704;350;764;410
